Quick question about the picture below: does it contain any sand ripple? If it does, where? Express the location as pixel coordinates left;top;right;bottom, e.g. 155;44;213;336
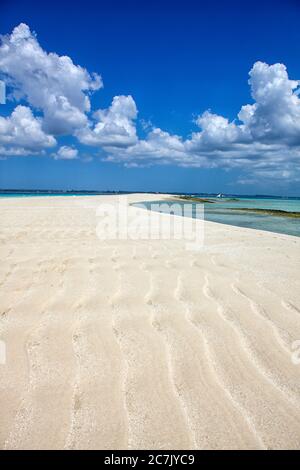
1;194;300;449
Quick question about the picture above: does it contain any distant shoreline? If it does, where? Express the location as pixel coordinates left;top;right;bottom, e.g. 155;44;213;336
1;189;300;199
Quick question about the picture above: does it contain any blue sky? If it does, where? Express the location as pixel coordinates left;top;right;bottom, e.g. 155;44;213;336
0;0;300;194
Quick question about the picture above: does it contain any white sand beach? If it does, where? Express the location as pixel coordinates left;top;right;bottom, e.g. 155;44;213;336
0;193;300;450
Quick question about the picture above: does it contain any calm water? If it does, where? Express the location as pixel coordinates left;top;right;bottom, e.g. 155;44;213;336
2;192;300;237
133;197;300;237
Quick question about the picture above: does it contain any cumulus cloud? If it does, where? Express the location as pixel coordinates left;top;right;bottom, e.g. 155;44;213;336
0;105;56;154
52;145;78;160
77;95;138;147
0;146;40;158
0;23;102;135
188;62;300;153
240;62;300;143
105;127;187;166
0;23;300;184
105;61;300;182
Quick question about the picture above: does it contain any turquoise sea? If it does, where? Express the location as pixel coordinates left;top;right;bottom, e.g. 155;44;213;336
0;191;125;198
133;197;300;238
1;192;300;237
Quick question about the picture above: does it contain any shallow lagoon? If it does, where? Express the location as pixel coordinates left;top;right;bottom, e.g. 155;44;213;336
133;197;300;237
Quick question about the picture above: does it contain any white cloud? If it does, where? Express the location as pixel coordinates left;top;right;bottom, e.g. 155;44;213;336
0;105;56;154
77;95;138;147
240;62;300;143
52;145;78;160
188;61;300;153
0;146;39;158
0;23;102;135
0;23;300;185
105;127;187;166
104;61;300;182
